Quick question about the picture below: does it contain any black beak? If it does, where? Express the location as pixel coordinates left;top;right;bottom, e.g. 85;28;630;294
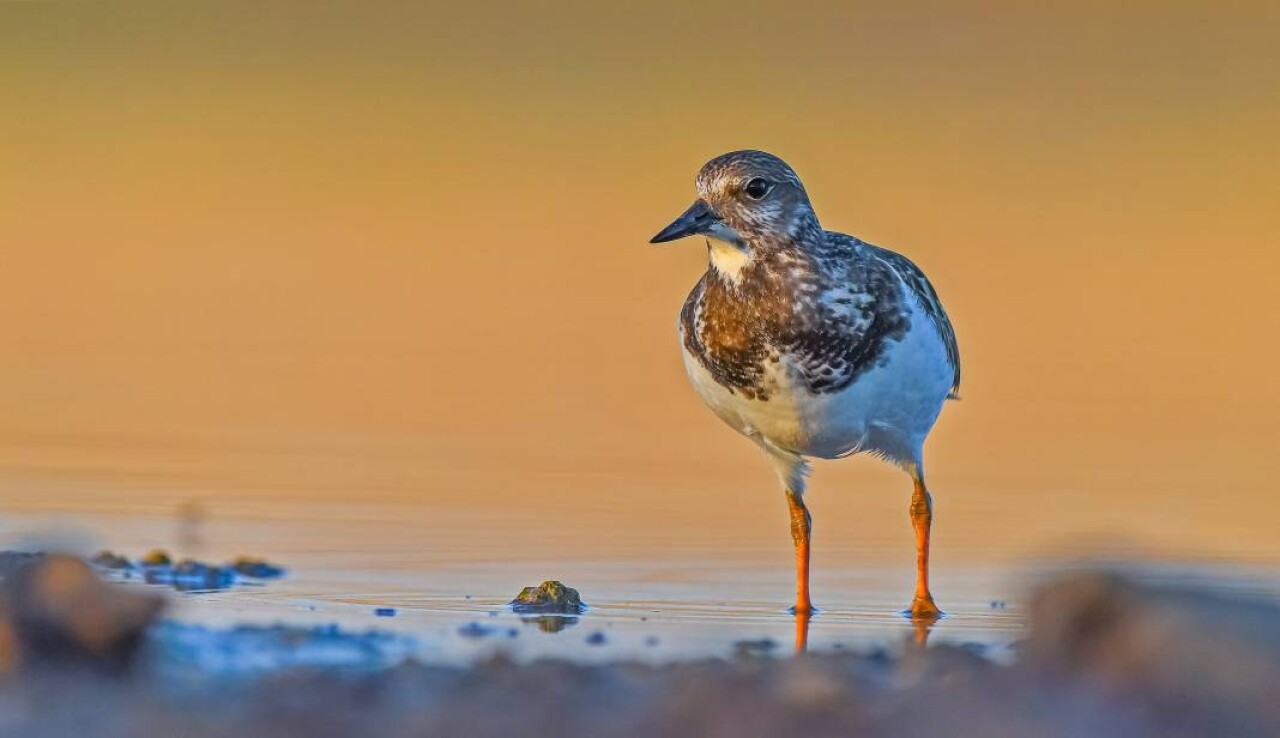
649;199;717;244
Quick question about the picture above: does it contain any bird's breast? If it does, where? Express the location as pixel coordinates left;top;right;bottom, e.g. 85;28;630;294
678;290;953;462
679;341;809;452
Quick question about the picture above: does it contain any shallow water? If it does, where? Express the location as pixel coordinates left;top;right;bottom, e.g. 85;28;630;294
3;485;1277;668
0;506;1012;665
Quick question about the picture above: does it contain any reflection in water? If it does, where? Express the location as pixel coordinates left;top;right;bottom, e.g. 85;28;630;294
176;500;206;552
790;611;937;653
794;611;811;653
520;614;579;633
910;613;940;648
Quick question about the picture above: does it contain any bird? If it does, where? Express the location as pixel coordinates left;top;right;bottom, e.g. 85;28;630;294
648;150;960;622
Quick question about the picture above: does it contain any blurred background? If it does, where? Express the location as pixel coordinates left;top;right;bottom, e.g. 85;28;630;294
1;1;1277;583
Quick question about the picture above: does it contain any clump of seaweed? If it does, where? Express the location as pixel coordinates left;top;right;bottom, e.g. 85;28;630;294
509;580;586;615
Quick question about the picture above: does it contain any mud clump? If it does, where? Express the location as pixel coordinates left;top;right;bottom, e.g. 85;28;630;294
140;549;172;567
509;580;586;614
91;551;132;570
147;560;236;591
0;553;164;675
733;638;778;657
229;557;286;579
1023;570;1280;735
457;622;498;639
90;551;286;592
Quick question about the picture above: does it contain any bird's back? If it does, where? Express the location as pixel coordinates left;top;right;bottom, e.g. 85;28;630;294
858;238;960;399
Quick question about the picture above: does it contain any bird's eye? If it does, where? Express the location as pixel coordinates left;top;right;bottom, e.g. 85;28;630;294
743;177;771;200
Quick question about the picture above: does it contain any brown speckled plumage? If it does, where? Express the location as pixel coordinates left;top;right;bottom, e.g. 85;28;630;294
664;151;959;405
680;234;942;401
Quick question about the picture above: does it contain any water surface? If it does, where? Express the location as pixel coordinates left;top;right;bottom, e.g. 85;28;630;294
3;473;1276;667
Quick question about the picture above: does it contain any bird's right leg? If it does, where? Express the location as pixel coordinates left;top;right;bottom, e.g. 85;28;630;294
764;447;813;616
907;466;942;620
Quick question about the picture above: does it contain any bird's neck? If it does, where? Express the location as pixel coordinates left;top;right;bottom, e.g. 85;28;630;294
707;229;823;289
706;206;823;286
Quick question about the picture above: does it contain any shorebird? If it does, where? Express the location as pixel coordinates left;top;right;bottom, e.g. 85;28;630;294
649;150;960;621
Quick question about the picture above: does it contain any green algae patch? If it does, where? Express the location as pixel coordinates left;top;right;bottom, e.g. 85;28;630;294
509;580;586;614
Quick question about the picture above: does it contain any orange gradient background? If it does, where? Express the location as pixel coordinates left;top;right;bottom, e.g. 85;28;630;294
2;2;1277;564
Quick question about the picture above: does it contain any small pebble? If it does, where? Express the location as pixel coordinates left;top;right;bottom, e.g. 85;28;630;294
585;631;607;646
140;549;172;567
230;557;286;579
733;638;777;657
458;622;496;639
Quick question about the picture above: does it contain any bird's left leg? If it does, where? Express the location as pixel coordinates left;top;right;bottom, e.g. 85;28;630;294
907;465;942;619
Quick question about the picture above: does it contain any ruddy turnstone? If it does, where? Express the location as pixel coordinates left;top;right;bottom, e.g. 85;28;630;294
650;150;960;621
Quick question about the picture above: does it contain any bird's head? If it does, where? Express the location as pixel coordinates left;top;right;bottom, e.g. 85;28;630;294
649;150;819;248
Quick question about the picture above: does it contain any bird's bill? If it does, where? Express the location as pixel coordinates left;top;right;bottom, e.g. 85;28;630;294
649;199;717;244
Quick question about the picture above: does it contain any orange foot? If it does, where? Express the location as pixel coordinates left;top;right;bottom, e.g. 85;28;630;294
909;594;943;620
787;602;816;616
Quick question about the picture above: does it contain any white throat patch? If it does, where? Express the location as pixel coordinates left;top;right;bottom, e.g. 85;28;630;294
704;219;751;285
707;237;751;284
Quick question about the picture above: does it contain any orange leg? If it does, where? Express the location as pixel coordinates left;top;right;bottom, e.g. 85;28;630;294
909;474;942;619
786;489;813;615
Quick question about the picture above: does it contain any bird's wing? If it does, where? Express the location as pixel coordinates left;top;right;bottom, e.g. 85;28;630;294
867;245;961;399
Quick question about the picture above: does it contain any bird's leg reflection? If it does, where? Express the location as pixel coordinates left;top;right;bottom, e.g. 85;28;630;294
910;612;940;648
794;609;812;653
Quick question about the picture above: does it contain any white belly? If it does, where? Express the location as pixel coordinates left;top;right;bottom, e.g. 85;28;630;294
680;292;952;467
